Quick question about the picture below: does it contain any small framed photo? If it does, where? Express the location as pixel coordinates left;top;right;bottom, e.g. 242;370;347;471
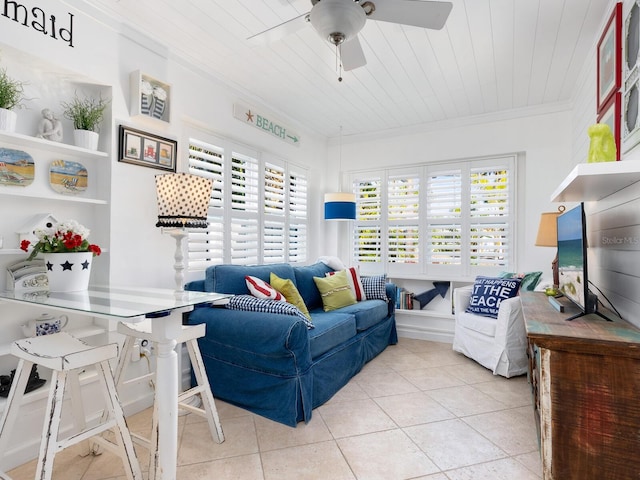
624;1;640;85
597;92;621;160
597;3;622;112
623;76;640;153
118;125;177;172
130;70;171;124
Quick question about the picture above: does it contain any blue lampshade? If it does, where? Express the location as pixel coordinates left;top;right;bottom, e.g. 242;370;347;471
324;192;356;220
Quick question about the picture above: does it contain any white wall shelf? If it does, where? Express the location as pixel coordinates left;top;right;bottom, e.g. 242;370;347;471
551;161;640;202
0;131;108;158
0;188;108;205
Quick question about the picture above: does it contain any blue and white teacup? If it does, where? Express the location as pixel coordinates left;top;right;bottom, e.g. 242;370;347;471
21;313;68;337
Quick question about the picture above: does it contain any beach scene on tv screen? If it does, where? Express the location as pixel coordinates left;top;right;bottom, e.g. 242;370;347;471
557;206;585;308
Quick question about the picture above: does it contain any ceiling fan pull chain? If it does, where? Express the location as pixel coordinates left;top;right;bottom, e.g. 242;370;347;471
337;43;343;82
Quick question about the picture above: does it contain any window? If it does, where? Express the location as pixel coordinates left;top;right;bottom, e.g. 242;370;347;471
351;155;516;277
186;130;308;271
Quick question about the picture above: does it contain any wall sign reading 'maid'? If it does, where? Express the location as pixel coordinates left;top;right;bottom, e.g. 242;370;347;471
233;103;300;147
1;1;74;47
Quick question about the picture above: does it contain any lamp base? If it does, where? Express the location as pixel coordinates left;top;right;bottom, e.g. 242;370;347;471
552;253;559;289
164;228;188;294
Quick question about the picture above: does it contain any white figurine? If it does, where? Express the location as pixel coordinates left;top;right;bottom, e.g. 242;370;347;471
36;108;63;142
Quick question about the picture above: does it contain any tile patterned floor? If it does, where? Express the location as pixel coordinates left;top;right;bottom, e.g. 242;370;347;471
8;338;542;479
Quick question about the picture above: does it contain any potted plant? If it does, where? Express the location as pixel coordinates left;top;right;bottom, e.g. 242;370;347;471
0;67;26;132
20;219;101;292
61;93;109;150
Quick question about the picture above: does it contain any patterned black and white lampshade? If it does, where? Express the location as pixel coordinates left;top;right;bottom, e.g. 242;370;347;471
155;173;213;228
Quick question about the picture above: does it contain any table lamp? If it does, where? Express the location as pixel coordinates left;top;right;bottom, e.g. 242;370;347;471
155;173;213;293
535;205;565;288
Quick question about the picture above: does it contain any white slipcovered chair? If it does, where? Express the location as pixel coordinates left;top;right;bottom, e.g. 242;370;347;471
452;285;528;378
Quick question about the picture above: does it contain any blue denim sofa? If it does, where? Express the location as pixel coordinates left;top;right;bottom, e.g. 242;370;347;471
185;262;397;427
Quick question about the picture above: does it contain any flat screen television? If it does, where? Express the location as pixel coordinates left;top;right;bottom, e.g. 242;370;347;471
556;202;611;321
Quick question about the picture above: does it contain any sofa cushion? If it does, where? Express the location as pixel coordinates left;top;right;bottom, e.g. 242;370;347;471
293;262;333;310
362;274;388;301
313;270;357;312
270;273;311;320
327;266;366;301
466;276;522;319
308;311;357;359
226;295;313;328
332;299;389;332
456;310;498;337
245;275;285;301
205;263;295;294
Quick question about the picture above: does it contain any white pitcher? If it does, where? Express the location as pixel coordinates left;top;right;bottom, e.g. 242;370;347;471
21;313;68;337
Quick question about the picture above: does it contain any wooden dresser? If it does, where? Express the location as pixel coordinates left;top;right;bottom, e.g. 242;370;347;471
520;292;640;480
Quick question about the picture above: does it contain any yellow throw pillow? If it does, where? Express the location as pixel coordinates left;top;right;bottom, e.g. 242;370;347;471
270;273;312;321
313;269;357;312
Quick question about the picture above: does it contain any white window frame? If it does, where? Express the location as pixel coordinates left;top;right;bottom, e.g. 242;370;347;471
183;126;308;273
349;155;517;279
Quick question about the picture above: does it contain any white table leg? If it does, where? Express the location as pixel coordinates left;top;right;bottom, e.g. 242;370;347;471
148;310;184;480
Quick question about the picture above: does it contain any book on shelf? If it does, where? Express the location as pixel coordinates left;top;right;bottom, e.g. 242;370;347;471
396;287;415;310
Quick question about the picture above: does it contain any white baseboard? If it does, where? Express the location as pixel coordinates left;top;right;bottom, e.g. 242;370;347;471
396;323;454;343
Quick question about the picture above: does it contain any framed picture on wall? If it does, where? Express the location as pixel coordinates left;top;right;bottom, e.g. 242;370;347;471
623;75;640;153
624;1;640;85
118;125;177;172
597;92;621;160
597;2;622;112
130;71;172;124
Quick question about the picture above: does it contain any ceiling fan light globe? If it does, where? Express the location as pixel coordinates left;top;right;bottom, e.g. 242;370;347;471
309;0;366;44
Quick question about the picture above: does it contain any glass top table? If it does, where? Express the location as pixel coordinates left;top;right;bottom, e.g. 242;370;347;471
0;285;229;319
0;285;228;480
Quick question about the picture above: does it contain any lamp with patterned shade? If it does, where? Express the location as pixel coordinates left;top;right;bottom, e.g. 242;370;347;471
155;173;213;293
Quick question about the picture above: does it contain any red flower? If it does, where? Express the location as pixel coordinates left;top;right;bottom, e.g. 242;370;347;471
89;244;101;256
20;239;31;252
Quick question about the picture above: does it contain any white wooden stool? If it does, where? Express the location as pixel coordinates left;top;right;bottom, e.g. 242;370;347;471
0;332;142;480
115;319;224;450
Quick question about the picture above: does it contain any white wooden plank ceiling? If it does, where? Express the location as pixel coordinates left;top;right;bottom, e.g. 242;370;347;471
71;0;611;139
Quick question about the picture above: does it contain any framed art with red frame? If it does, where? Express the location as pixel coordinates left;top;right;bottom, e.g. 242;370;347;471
597;91;621;160
597;2;622;112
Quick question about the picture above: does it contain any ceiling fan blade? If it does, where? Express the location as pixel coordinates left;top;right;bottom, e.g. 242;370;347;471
367;0;453;30
341;35;367;71
247;12;309;45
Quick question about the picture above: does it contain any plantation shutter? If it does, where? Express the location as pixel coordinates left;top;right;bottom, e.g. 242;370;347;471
187;139;224;269
425;167;463;274
468;159;513;270
387;171;421;274
352;177;382;267
289;168;308;263
263;162;286;263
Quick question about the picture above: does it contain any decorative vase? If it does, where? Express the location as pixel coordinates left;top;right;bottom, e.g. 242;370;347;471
0;108;17;132
73;129;99;151
43;251;93;292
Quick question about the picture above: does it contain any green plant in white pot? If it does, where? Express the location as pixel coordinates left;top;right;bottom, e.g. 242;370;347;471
0;67;26;132
61;93;109;151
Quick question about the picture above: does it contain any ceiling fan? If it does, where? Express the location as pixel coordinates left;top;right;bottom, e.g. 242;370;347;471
248;0;453;73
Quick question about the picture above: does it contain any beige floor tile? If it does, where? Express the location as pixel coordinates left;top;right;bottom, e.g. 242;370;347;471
337;429;439;479
326;380;370;405
473;375;533;408
514;450;543;477
254;413;332;452
415;349;469;368
214;399;254;420
427;385;506;417
355;371;420;398
439;359;497;384
377;351;434;372
411;475;449;480
177;453;264;480
400;367;466;391
373;391;455;427
261;440;355;480
462;407;539;456
445;457;541;480
178;415;258;464
396;338;451;354
318;398;396;438
405;419;507;470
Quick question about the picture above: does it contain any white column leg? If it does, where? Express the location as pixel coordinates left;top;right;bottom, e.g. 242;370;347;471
0;359;32;470
150;312;181;480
